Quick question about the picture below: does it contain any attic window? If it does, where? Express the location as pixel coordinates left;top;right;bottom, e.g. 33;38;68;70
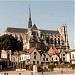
34;52;37;55
63;54;65;56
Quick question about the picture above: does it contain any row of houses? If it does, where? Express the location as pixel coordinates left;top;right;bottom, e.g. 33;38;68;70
0;47;75;69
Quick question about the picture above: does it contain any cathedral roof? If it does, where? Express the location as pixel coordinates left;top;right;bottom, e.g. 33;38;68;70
32;24;38;30
5;27;59;35
6;27;27;33
40;29;59;34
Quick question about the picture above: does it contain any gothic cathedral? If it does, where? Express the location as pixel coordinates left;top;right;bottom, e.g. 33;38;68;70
4;7;69;50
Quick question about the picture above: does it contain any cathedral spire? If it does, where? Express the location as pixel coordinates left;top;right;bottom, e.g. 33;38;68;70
28;6;32;28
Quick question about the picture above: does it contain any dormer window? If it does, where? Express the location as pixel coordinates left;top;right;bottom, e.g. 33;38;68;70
34;52;37;55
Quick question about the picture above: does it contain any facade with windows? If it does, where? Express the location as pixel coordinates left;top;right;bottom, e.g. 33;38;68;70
27;48;51;65
50;54;59;64
27;48;41;65
41;53;50;65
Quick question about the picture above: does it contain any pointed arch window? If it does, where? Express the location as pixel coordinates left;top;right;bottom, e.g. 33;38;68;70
54;38;57;45
58;38;60;44
51;38;53;44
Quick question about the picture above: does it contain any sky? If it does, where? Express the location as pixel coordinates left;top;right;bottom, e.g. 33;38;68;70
0;0;74;49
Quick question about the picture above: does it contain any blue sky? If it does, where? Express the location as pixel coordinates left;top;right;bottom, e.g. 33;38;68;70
0;0;74;49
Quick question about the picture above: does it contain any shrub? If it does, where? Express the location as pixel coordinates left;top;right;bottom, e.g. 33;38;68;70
48;64;55;71
16;62;20;69
71;64;75;70
37;66;43;72
29;65;33;71
22;61;26;69
43;67;48;72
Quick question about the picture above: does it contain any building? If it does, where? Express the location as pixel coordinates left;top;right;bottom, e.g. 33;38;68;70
3;7;69;50
41;52;50;65
27;47;41;65
70;50;75;64
0;50;12;69
11;51;30;68
48;47;60;64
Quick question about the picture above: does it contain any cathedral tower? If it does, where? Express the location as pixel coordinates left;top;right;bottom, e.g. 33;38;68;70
28;7;32;29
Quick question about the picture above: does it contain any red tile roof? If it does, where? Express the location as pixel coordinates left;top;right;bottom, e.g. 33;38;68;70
0;58;8;62
47;47;59;54
12;51;25;55
27;47;35;54
70;58;75;61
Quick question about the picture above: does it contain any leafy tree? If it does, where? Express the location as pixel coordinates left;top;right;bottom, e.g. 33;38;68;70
0;34;23;51
71;64;75;70
48;64;56;71
38;42;49;52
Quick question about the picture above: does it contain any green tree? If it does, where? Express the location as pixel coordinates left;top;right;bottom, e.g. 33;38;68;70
0;34;23;51
38;42;49;52
48;64;56;71
71;64;75;70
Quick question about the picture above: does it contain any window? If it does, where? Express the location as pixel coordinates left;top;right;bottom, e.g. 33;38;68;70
34;52;37;55
37;61;39;64
46;58;48;61
13;57;15;61
16;56;17;59
43;58;45;61
56;58;57;60
22;57;23;60
63;58;65;61
20;57;21;60
72;54;74;58
34;56;36;59
44;55;46;57
33;61;35;64
52;58;53;60
63;53;65;56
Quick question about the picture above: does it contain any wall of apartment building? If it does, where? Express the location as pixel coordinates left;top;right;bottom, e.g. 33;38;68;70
30;49;41;65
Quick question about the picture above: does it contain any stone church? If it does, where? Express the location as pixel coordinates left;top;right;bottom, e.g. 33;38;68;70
4;8;69;50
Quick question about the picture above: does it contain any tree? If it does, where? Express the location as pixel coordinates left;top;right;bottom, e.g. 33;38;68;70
38;42;49;52
48;64;56;71
71;64;75;70
0;34;23;51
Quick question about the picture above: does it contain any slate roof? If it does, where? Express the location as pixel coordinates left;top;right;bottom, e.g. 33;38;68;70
6;27;28;33
32;24;38;30
40;29;59;34
5;27;59;35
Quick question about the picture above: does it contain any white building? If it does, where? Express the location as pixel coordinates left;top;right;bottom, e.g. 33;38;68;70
20;54;30;65
27;47;41;65
27;47;51;65
47;47;60;64
41;53;50;65
11;51;30;67
70;50;75;64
